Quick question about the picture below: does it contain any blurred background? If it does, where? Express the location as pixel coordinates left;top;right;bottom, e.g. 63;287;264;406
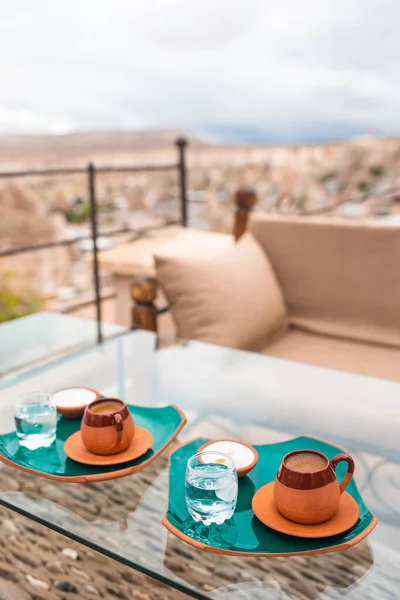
1;0;399;324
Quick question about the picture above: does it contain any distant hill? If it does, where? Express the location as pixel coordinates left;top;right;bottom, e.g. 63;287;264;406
0;130;205;169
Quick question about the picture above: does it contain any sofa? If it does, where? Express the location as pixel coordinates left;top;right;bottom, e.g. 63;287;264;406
154;213;400;382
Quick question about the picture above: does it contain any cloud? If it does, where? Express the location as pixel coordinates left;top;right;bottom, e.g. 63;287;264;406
0;0;399;141
129;0;266;48
0;106;72;134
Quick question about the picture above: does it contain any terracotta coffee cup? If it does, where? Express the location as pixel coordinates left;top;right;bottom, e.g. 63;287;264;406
274;449;355;525
81;398;135;455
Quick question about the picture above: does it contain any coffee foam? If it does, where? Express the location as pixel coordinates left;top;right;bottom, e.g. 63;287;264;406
92;401;121;414
286;452;327;473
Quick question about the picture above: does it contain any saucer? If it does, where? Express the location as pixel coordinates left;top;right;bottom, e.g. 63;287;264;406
64;426;153;466
252;482;360;538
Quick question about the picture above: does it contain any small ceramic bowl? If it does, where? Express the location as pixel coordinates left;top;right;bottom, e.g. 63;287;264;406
198;439;259;478
53;387;101;419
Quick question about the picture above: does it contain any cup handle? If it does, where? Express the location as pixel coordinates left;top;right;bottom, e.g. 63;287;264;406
330;454;355;494
113;414;123;448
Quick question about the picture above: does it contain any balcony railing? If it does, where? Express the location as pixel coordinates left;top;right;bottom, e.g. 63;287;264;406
0;138;188;344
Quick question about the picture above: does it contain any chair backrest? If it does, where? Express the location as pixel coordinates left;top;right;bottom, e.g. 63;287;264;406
250;213;400;348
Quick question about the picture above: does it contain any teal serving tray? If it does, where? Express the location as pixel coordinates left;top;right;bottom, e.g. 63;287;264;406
0;404;186;483
162;436;377;557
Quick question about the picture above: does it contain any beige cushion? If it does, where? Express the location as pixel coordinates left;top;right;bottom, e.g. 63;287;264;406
250;214;400;348
262;328;400;382
155;233;287;349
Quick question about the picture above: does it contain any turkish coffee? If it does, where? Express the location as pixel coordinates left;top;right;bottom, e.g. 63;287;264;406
91;401;122;415
285;452;327;473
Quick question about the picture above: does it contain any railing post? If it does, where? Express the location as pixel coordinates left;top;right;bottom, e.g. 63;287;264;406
234;188;257;241
88;162;103;344
176;137;188;227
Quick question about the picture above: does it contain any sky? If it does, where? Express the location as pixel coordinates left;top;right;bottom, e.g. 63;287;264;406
0;0;399;143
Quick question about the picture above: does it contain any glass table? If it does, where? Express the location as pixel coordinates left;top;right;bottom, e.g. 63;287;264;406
0;330;399;599
0;311;126;381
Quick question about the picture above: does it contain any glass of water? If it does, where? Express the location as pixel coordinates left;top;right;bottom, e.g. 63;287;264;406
185;451;238;525
14;392;57;450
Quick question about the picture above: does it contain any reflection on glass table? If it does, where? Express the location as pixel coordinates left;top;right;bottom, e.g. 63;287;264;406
0;330;399;599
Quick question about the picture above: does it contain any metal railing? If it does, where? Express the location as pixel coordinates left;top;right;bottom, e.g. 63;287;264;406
0;137;188;344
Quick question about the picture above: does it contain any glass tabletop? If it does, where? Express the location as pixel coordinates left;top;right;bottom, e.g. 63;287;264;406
0;311;126;380
0;329;399;600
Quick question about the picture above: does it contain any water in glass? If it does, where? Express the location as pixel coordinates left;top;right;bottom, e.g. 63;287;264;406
15;392;57;450
185;451;238;525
